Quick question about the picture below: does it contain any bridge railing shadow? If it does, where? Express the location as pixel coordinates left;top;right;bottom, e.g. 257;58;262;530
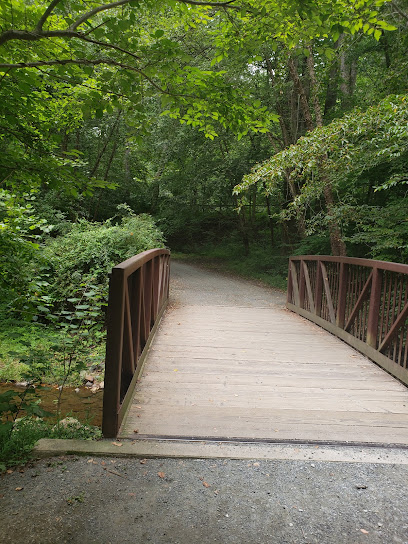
288;256;408;386
102;249;170;437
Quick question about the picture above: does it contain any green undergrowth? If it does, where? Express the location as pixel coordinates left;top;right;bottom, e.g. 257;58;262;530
172;242;289;291
0;318;105;385
0;388;101;471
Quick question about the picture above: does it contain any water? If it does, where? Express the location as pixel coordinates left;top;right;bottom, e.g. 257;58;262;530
0;383;103;427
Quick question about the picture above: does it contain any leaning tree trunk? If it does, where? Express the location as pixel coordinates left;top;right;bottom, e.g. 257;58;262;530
306;45;347;256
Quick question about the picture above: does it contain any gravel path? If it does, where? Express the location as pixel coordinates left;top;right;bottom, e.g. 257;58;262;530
169;260;286;308
1;455;408;544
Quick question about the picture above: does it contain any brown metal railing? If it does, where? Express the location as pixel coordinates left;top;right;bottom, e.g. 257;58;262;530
102;249;170;437
287;256;408;386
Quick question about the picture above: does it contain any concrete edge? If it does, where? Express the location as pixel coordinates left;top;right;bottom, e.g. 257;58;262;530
33;438;408;465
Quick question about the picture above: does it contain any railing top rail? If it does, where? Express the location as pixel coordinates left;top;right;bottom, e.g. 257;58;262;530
289;255;408;274
112;248;170;278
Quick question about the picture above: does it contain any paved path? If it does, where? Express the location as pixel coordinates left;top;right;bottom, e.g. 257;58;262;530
121;261;408;445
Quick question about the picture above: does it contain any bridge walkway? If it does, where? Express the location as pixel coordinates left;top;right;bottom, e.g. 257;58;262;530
119;261;408;445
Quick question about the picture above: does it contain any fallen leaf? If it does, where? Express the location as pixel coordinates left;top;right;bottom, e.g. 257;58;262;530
140;459;147;465
128;493;135;497
203;481;211;488
253;462;260;467
361;529;369;534
6;469;13;474
112;442;122;447
100;461;106;466
133;429;139;434
15;487;23;491
158;472;165;478
135;405;142;409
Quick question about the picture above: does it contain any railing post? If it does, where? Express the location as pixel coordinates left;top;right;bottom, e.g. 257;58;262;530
367;267;382;348
287;258;293;305
289;260;300;306
336;261;348;329
102;268;125;438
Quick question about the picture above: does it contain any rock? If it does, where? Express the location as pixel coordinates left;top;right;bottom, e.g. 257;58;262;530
99;381;104;390
74;388;80;393
55;417;82;429
85;381;93;388
84;375;94;383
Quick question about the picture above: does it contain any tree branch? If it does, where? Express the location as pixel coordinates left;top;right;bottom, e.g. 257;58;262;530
0;29;141;62
79;34;141;61
69;0;133;31
0;0;241;46
35;0;64;32
0;29;74;46
0;58;190;98
69;0;240;30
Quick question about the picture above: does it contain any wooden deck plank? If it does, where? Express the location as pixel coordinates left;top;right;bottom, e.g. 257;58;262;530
120;261;408;445
140;371;406;390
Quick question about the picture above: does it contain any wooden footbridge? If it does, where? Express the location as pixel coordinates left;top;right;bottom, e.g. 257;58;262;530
102;251;408;447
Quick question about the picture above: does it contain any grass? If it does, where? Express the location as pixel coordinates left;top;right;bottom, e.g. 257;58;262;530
172;241;289;292
0;415;102;471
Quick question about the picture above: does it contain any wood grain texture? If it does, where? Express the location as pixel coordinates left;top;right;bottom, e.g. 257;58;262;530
119;262;408;445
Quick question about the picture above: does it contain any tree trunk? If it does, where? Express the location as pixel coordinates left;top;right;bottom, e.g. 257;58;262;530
263;181;274;247
89;109;121;178
288;55;314;132
265;57;291;146
307;44;347;256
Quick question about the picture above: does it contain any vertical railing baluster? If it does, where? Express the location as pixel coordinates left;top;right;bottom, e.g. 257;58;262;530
336;262;348;329
299;259;306;309
367;267;382;349
315;260;323;317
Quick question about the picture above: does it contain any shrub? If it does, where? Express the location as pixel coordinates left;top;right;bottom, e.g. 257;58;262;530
43;213;165;305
